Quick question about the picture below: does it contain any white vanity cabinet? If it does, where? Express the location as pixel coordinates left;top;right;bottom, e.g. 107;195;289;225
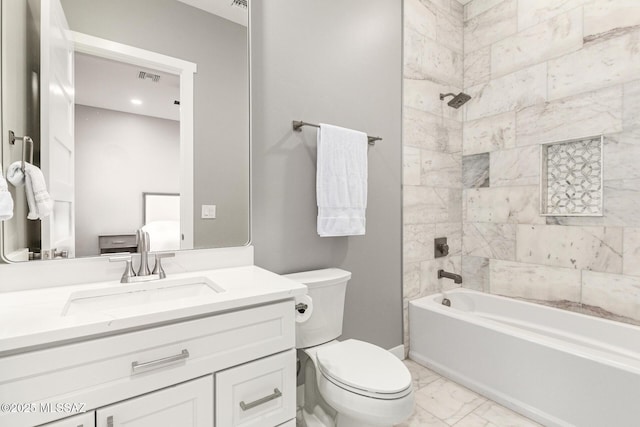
1;300;297;427
96;376;213;427
41;412;95;427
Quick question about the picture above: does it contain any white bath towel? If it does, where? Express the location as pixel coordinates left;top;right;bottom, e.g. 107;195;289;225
6;162;53;220
0;169;13;221
316;123;368;237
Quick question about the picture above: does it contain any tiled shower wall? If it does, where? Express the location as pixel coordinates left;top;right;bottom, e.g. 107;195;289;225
461;0;640;324
403;0;640;349
402;0;464;349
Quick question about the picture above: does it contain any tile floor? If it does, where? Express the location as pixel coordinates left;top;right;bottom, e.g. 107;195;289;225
396;359;542;427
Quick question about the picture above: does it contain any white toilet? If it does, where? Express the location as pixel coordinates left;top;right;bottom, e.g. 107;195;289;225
285;268;414;427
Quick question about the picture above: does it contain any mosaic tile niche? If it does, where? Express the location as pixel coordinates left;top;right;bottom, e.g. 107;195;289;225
541;135;603;216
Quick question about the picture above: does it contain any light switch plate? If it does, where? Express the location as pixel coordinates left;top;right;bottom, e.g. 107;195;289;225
201;204;216;219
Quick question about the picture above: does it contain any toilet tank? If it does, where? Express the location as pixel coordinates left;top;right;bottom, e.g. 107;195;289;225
284;268;351;348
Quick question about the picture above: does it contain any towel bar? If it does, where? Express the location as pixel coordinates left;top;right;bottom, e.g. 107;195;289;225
292;120;382;145
8;130;34;172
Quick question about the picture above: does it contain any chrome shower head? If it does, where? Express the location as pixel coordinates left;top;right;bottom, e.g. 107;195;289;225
439;92;471;109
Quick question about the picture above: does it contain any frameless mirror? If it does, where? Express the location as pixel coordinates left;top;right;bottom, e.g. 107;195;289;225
1;0;250;262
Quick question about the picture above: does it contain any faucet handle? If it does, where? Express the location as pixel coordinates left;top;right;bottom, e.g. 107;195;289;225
152;252;175;279
109;255;136;283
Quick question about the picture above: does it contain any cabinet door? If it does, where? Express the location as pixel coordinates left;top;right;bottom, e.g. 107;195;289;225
42;412;95;427
96;376;213;427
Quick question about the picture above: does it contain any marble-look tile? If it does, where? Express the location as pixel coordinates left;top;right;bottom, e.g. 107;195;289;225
603;130;640;181
548;29;640;101
421;255;462;293
436;6;463;54
463;112;516;155
517;0;586;31
404;359;442;390
464;186;544;224
623;228;640;277
405;0;438;40
410;38;463;87
462;153;489;188
471;401;542;427
490;145;538;187
582;271;640;321
395;404;448;427
463;223;516;260
403;146;421;186
454;412;499;427
491;8;583;78
404;79;462;121
450;0;463;21
516;225;623;273
516;86;623;147
404;107;462;153
584;0;640;42
462;255;490;291
404;223;436;264
444;188;462;223
422;150;462;188
623;80;640;130
404;186;450;224
490;259;582;301
404;261;422;300
464;47;491;88
464;0;517;53
464;0;504;22
465;63;547;121
404;27;429;80
421;0;452;14
414;378;486;425
436;222;462;256
545;179;640;228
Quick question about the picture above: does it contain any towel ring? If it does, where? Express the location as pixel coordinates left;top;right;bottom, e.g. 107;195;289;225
8;130;34;173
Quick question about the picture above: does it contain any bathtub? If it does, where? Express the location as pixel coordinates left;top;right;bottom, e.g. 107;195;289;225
409;289;640;427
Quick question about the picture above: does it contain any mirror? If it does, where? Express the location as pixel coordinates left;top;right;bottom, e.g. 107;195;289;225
1;0;250;262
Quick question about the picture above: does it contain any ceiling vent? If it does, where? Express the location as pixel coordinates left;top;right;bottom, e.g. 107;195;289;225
231;0;247;9
138;71;161;83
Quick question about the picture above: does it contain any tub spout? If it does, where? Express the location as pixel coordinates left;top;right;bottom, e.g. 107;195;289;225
438;269;462;284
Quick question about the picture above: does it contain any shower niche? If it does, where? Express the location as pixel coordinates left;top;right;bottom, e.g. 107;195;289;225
540;135;604;216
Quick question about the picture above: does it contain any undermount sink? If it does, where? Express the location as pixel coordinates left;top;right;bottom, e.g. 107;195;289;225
61;277;224;316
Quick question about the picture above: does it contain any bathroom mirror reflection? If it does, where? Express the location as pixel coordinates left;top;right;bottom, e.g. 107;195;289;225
1;0;250;262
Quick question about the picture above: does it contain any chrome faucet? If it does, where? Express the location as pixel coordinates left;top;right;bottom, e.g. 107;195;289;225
438;269;463;284
136;229;151;277
109;230;175;283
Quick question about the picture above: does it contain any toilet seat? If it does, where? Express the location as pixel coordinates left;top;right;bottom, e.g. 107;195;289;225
316;339;412;399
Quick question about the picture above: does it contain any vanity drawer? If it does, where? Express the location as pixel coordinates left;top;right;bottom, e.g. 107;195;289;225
98;234;137;254
216;349;296;427
0;300;294;427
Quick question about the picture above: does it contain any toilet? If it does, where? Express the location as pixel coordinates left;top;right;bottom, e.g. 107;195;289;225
285;268;414;427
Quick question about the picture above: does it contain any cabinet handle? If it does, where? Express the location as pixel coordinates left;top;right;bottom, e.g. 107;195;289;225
107;416;113;427
239;388;282;411
111;240;126;244
131;349;190;374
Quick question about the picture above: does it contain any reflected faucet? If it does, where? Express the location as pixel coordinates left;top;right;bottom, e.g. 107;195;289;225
438;269;462;284
110;231;175;283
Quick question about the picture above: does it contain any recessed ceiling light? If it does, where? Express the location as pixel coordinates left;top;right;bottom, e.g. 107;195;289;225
131;99;143;105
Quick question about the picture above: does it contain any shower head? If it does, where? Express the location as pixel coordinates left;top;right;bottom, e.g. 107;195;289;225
440;92;471;109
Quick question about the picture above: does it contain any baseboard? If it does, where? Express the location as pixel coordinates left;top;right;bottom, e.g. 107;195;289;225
388;344;405;360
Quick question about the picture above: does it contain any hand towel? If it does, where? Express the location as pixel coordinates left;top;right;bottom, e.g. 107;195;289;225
6;162;53;220
0;169;14;221
316;123;368;236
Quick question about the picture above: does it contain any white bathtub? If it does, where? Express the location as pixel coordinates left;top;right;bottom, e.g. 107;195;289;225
409;289;640;427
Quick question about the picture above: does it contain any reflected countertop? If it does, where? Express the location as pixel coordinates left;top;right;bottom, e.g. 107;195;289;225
0;265;307;355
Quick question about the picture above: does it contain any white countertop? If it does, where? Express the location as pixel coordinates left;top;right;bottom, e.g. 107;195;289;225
0;265;307;355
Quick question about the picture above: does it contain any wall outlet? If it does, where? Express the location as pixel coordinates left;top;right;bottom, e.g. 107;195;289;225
201;204;216;219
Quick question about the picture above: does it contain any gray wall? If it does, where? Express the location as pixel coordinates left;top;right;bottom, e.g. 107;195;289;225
61;0;249;249
74;105;179;257
251;1;403;349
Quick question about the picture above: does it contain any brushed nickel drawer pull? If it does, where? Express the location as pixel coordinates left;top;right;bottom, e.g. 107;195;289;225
107;416;114;427
239;388;282;411
111;240;126;244
131;349;189;373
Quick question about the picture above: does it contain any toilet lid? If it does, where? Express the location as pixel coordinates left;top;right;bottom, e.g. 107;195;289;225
316;339;412;395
